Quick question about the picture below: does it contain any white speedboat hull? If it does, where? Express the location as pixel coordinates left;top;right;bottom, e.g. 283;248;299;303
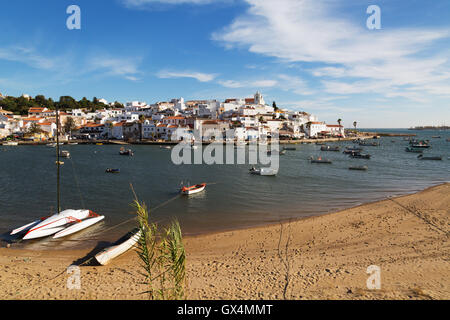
23;209;90;240
22;227;66;240
10;220;42;235
95;229;142;266
53;216;105;239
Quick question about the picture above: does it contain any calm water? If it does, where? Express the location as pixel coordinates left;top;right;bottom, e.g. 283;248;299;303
1;129;449;249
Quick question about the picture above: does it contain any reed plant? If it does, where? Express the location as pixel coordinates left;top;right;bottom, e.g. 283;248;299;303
133;199;186;300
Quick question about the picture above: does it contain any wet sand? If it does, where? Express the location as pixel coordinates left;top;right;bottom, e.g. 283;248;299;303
0;183;448;300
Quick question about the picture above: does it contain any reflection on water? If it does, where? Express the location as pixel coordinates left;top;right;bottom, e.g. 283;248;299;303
0;129;449;249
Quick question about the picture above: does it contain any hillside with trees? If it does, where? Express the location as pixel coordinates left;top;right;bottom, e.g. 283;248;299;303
0;94;123;115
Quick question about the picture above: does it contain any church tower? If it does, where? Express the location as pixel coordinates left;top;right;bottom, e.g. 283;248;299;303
254;91;265;105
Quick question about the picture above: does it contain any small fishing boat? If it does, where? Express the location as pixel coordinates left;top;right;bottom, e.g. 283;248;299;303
349;165;368;171
282;147;296;151
343;149;363;154
95;228;142;266
321;145;340;152
55;161;64;165
105;168;120;173
160;145;171;149
279;150;286;155
60;150;70;158
431;136;441;139
349;152;371;159
119;147;134;156
309;157;332;164
249;167;278;176
48;142;64;147
411;143;431;149
53;215;105;239
359;141;379;147
181;183;206;195
315;142;325;145
96;143;103;146
68;142;78;145
343;147;363;154
405;147;423;153
2;141;18;146
417;155;442;160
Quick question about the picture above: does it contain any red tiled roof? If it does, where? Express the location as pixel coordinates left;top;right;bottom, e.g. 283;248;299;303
83;123;104;128
28;107;45;113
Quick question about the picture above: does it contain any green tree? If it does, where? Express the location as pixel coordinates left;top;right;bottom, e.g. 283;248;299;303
63;117;77;135
27;122;43;135
58;96;77;111
34;95;48;107
273;101;278;111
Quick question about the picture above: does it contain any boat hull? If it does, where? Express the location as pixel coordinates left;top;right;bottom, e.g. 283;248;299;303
22;227;66;240
95;229;142;266
181;184;206;195
23;209;90;240
10;220;42;235
53;216;105;239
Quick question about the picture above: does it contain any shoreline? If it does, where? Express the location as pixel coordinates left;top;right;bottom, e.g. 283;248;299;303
4;181;447;252
1;183;448;299
2;133;398;146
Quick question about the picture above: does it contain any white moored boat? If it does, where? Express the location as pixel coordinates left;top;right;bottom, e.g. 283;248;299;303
95;229;142;266
22;209;91;240
3;141;18;146
249;167;278;176
53;215;105;239
181;183;206;195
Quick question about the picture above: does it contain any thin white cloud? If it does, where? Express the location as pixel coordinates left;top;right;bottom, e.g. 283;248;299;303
212;0;450;101
157;70;218;82
89;56;143;81
0;43;143;82
218;74;314;96
0;46;61;70
218;79;277;88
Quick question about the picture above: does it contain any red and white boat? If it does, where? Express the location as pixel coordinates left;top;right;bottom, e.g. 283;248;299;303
22;210;102;240
181;183;206;195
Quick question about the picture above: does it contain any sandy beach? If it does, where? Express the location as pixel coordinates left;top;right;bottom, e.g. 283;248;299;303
1;183;448;300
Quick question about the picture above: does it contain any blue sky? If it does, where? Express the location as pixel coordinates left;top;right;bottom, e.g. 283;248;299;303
0;0;449;128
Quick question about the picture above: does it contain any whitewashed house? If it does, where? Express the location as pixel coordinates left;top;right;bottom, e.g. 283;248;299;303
305;122;327;138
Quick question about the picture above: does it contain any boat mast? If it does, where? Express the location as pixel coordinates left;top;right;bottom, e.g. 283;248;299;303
56;104;61;214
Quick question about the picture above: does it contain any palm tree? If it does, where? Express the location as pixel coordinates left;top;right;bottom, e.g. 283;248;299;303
337;118;342;126
353;121;357;131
